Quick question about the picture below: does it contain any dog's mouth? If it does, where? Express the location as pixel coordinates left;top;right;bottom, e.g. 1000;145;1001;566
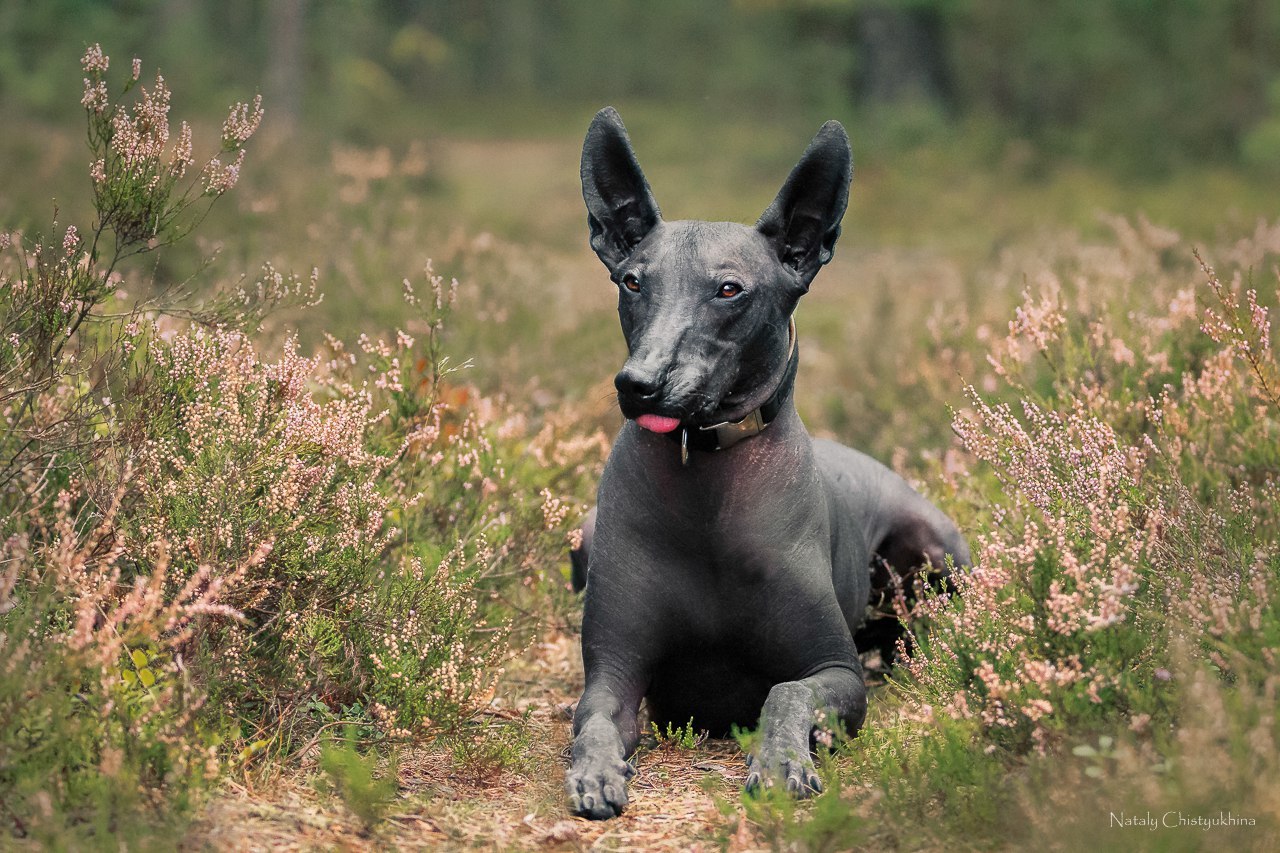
616;387;712;430
625;400;736;434
619;390;727;432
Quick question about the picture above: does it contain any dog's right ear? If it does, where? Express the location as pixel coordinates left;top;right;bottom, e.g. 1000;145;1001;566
756;120;852;291
581;107;661;272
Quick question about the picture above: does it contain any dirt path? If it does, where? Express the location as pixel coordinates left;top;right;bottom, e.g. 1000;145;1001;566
186;634;764;851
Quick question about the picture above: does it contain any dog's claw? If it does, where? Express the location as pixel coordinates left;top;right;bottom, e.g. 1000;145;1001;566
746;753;822;798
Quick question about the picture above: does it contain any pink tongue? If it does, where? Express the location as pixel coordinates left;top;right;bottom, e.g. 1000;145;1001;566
636;414;681;434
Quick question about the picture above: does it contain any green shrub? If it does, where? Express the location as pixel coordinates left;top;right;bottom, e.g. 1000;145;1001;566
650;717;704;750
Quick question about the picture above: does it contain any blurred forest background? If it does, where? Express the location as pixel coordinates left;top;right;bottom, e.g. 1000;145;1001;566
5;0;1280;174
5;0;1280;169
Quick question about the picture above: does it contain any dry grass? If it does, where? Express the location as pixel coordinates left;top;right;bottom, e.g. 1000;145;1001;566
185;628;770;852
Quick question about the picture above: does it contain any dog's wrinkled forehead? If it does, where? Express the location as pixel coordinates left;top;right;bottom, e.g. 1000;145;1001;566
629;220;777;280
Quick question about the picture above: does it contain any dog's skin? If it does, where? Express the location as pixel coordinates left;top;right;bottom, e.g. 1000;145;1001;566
565;107;970;820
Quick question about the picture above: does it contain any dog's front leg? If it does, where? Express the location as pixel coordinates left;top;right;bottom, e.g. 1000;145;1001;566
745;665;867;796
567;672;644;819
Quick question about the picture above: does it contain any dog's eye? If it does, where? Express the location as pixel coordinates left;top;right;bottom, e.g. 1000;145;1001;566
716;281;744;299
621;273;641;293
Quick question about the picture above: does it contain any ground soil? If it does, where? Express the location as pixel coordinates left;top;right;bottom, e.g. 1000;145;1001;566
184;632;778;852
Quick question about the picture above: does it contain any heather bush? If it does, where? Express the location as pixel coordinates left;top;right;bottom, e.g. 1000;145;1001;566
0;45;596;843
815;221;1280;847
906;236;1279;744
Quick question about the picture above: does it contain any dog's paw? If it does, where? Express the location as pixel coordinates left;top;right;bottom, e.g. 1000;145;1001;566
744;751;823;798
566;758;634;820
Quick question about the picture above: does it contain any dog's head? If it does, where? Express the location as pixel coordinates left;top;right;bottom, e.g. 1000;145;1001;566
580;107;851;431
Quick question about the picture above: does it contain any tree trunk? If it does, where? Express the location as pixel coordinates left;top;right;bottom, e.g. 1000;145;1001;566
266;0;307;133
855;4;949;106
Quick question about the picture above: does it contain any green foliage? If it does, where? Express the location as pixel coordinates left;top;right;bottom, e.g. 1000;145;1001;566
939;1;1273;172
733;770;867;853
446;716;534;784
649;717;704;750
0;556;212;848
317;730;399;829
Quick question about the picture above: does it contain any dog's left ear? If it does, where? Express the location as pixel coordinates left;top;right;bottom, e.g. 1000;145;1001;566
581;107;662;272
756;121;852;290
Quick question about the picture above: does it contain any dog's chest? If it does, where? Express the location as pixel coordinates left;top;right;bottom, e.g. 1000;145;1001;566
645;641;774;734
654;545;855;667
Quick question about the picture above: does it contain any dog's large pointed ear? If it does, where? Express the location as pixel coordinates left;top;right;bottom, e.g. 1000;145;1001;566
756;121;852;290
581;107;661;272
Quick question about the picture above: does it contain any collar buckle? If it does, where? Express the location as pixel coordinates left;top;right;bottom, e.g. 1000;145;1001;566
700;408;765;450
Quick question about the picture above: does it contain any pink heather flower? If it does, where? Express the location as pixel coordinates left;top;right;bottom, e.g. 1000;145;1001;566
1246;289;1271;353
1009;287;1066;352
131;57;141;81
81;43;109;74
107;78;174;176
1109;336;1135;366
202;150;246;195
135;76;172;145
1168;288;1197;322
62;226;79;257
110;113;141;166
222;94;264;146
540;489;571;530
81;78;108;113
89;158;106;184
170;122;194;177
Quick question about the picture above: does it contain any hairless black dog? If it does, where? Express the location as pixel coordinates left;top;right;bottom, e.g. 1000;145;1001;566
565;108;970;820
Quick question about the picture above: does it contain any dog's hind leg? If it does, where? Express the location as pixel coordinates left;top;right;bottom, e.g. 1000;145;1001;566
870;505;969;602
816;438;969;662
815;438;970;583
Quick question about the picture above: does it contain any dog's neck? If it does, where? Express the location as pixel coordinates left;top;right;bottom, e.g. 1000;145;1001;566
665;318;798;465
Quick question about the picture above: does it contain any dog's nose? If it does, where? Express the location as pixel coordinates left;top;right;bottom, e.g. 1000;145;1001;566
615;366;661;402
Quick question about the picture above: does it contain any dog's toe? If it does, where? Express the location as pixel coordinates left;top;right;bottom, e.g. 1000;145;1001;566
567;760;631;820
745;752;822;798
786;759;823;798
